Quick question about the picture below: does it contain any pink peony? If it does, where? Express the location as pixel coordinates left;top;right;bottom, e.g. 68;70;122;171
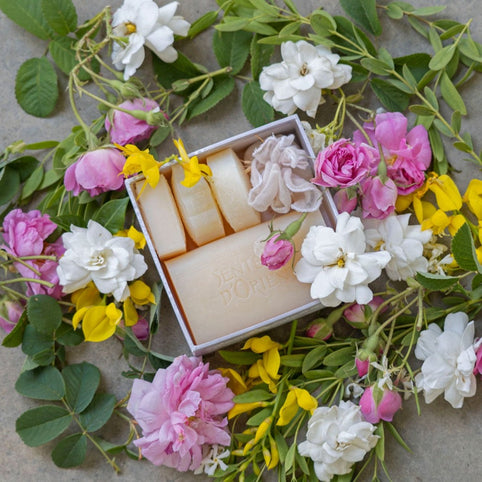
127;355;234;472
355;358;370;378
260;235;294;270
2;209;57;257
0;300;24;334
105;97;160;145
361;176;397;219
359;385;402;423
64;148;126;197
312;139;373;188
344;296;385;324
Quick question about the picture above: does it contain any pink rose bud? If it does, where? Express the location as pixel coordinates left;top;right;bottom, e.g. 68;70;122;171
306;318;333;340
355;358;370;377
334;188;358;214
474;342;482;376
359;385;402;423
65;148;126;197
361;176;397;220
260;235;294;271
132;317;150;341
105;97;161;145
0;300;24;334
344;296;386;325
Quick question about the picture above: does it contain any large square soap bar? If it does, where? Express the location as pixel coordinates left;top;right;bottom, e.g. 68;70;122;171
164;210;324;344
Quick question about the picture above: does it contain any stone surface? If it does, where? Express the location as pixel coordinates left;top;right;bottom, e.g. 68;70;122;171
0;1;481;481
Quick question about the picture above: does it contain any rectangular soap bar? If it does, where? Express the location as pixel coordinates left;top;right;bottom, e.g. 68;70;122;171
164;210;324;344
134;175;186;260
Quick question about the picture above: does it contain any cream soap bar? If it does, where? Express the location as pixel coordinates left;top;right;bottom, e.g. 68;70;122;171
206;148;261;232
134;175;186;260
170;164;225;246
165;209;324;344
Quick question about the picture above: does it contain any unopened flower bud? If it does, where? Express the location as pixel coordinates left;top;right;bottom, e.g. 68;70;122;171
359;385;402;423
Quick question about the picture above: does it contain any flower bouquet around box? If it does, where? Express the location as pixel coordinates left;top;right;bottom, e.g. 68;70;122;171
1;0;482;481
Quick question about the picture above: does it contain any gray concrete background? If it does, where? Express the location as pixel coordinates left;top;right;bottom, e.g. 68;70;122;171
0;1;481;481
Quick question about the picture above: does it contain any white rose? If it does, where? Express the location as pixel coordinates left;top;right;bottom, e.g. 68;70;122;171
298;401;378;481
259;40;352;117
57;220;147;301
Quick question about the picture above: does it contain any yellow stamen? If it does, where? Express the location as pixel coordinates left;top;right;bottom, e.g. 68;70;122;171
125;22;136;34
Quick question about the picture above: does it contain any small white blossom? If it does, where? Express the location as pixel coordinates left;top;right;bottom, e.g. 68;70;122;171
301;121;327;154
57;220;147;301
295;212;391;307
364;214;432;281
193;445;230;476
112;0;190;80
298;401;378;481
259;40;352;117
415;312;477;408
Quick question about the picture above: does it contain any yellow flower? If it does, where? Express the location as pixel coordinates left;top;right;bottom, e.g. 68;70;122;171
228;401;268;419
265;437;279;470
123;297;138;327
276;387;317;426
427;172;462;211
173;138;211;188
74;303;122;342
129;280;155;305
218;368;248;395
421;209;466;236
116;226;146;250
254;416;272;443
117;143;162;196
71;283;102;311
463;179;482;220
242;335;281;353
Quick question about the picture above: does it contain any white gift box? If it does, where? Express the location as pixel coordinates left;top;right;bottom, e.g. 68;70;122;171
125;115;338;355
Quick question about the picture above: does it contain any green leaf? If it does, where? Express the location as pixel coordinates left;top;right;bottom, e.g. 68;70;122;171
149;125;171;147
152;52;205;90
79;393;116;432
440;72;467;115
407;16;428;38
371;78;410;112
428;27;443;52
0;167;20;205
62;363;100;413
2;311;28;348
433;119;453;138
0;0;52;39
409;104;435;116
423;86;439;110
27;295;62;336
452;223;482;273
219;350;259;365
15;58;58;117
21;325;54;365
244;21;278;36
303;369;334;380
213;30;252;75
246;407;272;426
428;126;445;163
20;165;44;200
451;111;462;134
55;322;84;346
458;37;482;63
334;361;358;378
249;0;279;15
412;6;446;16
323;347;354;367
216;17;250;32
415;272;458;290
188;10;218;38
339;0;382;36
284;443;296;472
16;406;71;446
302;345;327;373
49;37;97;81
375;422;385;461
386;422;412;453
233;389;272;403
41;0;77;36
15;366;65;401
428;44;456;70
360;58;391;76
242;81;274;127
280;354;305;368
187;76;235;120
310;11;337;37
91;197;129;233
333;16;377;56
386;4;403;19
51;433;87;468
11;156;39;182
250;34;274;80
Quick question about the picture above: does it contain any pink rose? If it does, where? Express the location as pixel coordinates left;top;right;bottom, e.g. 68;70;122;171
333;188;358;214
355;358;370;378
344;296;385;325
474;343;482;377
65;148;126;197
0;300;24;334
359;385;402;423
2;209;57;257
260;235;294;270
387;157;426;195
305;318;332;340
361;176;397;219
127;355;234;471
105;97;160;145
312;139;373;188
